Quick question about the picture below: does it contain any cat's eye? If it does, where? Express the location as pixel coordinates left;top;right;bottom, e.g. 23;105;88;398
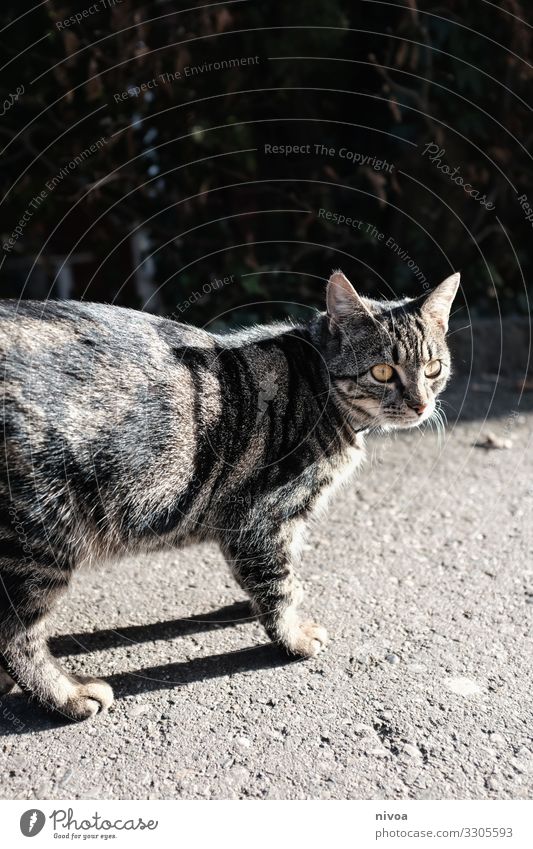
371;363;395;383
424;359;442;379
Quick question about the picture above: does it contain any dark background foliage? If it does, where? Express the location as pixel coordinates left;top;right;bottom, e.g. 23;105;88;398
1;0;532;326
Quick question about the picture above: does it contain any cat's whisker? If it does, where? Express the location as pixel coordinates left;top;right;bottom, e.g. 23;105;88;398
431;406;447;447
435;401;448;428
446;323;472;336
438;398;459;416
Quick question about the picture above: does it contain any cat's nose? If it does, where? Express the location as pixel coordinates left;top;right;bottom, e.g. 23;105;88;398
407;400;428;415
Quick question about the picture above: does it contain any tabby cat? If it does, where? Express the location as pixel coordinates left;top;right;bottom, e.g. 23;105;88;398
0;270;459;721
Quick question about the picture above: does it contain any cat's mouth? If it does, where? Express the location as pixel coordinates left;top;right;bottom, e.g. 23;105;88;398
384;401;436;429
345;396;436;430
335;390;437;432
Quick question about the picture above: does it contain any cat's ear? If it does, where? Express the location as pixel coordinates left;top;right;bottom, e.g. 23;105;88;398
421;272;460;333
326;270;368;326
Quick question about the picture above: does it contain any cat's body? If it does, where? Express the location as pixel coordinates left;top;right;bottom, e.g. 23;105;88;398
0;271;459;720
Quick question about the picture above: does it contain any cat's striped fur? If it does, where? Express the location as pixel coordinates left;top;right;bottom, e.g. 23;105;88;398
0;270;459;720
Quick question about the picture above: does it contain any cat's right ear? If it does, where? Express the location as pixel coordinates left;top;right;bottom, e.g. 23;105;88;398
326;270;368;329
420;272;460;333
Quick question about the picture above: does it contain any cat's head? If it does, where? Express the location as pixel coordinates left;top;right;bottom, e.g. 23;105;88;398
323;269;460;430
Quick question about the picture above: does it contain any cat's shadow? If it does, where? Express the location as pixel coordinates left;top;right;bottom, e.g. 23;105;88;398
0;601;297;735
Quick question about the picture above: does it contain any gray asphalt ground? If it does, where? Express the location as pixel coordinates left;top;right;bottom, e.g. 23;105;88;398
1;372;532;800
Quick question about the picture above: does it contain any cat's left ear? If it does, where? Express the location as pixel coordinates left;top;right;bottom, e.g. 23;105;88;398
421;272;460;333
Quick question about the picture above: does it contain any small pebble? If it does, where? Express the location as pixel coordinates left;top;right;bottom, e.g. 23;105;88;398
228;765;250;784
367;746;389;758
131;704;149;717
402;743;422;759
474;432;512;450
444;676;483;697
489;732;506;746
354;723;373;735
385;653;400;665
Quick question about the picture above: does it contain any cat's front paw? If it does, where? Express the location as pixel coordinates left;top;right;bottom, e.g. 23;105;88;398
61;676;114;721
282;621;328;658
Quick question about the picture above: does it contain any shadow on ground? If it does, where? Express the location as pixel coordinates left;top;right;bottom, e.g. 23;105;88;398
0;602;297;736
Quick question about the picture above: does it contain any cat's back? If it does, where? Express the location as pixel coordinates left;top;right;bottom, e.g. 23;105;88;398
0;300;215;458
0;299;212;369
0;299;220;397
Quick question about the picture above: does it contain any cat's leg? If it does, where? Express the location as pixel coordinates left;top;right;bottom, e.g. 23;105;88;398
1;622;114;721
221;524;328;657
0;564;113;721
